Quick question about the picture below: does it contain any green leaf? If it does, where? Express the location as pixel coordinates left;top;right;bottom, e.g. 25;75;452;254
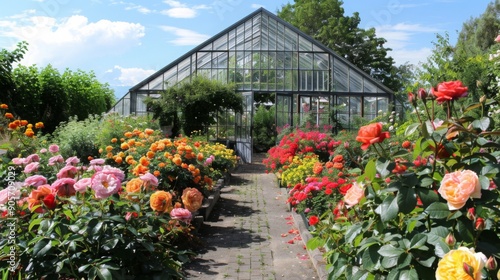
397;187;417;214
378;244;404;257
375;195;398;222
471;117;490;131
405;123;419;137
364;159;377;181
410;233;427;249
33;238;52;258
424;202;449;219
417;256;436;268
376;158;391;178
433;240;450;258
28;218;43;231
63;209;75;220
419;177;434;187
381;255;398;269
400;268;418;280
97;265;113;280
361;244;381;271
415;188;439;207
306;237;325;250
479;175;490;190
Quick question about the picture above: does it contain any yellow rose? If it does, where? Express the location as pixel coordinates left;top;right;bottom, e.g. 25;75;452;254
181;187;204;212
436;247;486;280
150;191;173;213
438;170;481;210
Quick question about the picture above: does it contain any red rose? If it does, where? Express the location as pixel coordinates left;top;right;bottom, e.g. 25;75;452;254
308;215;319;226
355;123;390;150
431;80;468;103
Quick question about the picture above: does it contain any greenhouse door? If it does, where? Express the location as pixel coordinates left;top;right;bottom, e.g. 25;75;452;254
235;92;253;163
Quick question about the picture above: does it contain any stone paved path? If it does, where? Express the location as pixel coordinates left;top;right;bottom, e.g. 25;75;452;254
183;157;320;280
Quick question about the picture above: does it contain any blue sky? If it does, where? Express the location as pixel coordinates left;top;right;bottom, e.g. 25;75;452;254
0;0;492;98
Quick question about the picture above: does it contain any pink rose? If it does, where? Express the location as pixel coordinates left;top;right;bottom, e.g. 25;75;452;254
90;158;105;165
24;154;40;164
344;182;365;208
56;165;78;179
140;172;159;187
24;175;48;187
51;178;76;197
170;208;192;223
438;170;481;210
23;162;40;174
91;172;121;199
74;178;91;193
101;165;125;182
48;155;64;166
48;144;59;153
11;157;25;165
65;156;80;166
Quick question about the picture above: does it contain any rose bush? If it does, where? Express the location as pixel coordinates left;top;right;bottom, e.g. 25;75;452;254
265;79;500;279
0;144;199;279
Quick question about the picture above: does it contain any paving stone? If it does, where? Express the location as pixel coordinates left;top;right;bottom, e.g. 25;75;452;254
183;154;319;280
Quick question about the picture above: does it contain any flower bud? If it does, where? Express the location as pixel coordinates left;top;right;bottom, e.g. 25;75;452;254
475;217;485;231
486;256;497;271
417;88;427;100
445;233;456;247
466;208;475;221
463;262;474;278
344;141;349;149
408;92;417;106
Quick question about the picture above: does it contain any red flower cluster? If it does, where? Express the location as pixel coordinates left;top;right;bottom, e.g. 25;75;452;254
287;176;350;206
263;129;341;173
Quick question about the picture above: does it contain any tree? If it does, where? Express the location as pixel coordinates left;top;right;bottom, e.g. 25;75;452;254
0;41;28;114
146;76;243;137
277;0;400;91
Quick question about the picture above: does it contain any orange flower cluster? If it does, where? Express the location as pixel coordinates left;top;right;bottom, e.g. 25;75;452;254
1;103;44;138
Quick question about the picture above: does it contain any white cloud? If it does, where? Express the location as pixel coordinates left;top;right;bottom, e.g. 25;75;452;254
251;4;264;9
0;14;145;68
160;25;209;46
109;65;156;86
125;4;152;14
161;0;208;18
374;23;441;66
161;7;197;18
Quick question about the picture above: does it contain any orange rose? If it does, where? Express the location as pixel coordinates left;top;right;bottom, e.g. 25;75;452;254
355;123;390;150
344;182;364;208
4;113;13;119
438;170;481;210
181;187;204;212
436;247;486;280
150;191;173;213
28;185;56;213
126;178;143;193
0;104;8;109
431;80;468;103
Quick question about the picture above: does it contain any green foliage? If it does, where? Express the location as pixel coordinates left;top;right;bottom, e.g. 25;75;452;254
252;105;276;152
146;76;243;137
0;41;28;110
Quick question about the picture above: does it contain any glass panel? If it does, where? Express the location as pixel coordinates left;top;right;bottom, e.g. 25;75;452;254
200;42;212;51
364;80;377;93
276;69;284;91
284;51;292;69
197;52;212;69
236;24;245;50
299;53;313;69
214;35;227;51
164;67;177;86
197;69;211;79
268;69;276;91
243;69;251;90
364;97;377;121
299;70;313;91
228;51;236;68
149;74;164;90
216;52;228;68
123;97;130;116
349;70;362;92
314;53;329;70
350;96;362;118
217;69;228;83
245;20;252;41
377;97;388;116
314;71;328;91
333;59;348;92
284;27;297;51
292;70;299;91
177;57;191;83
228;29;236;50
244;51;252;68
267;16;277;51
136;94;148;113
276;95;292;129
299;36;312;51
276;22;285;51
259;51;269;69
236;51;245;69
284;70;293;91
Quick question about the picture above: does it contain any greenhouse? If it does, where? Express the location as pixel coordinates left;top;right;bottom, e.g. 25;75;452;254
110;7;396;162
